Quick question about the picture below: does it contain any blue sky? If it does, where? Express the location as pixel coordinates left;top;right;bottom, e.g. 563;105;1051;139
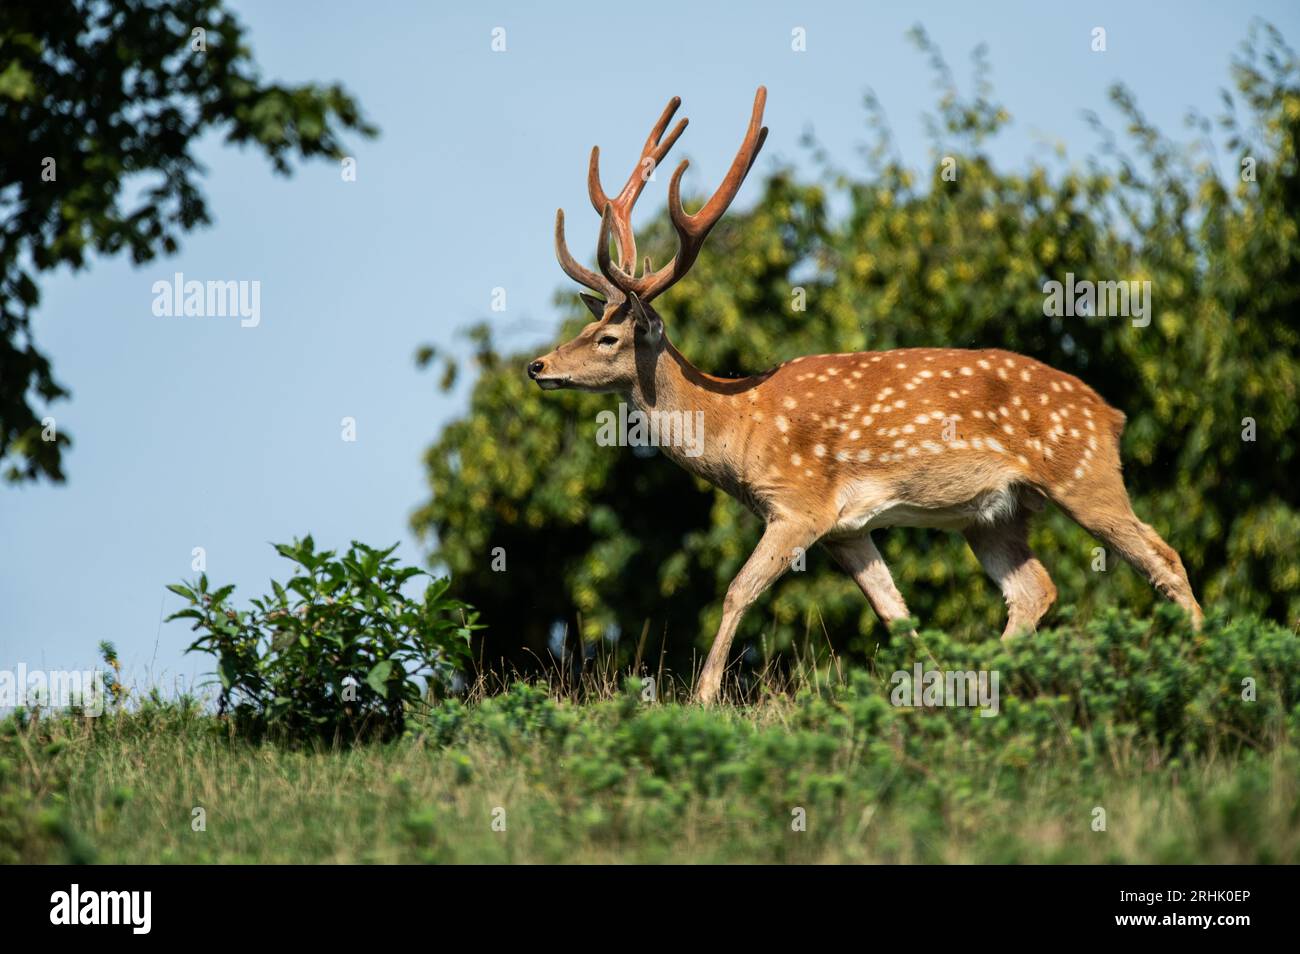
2;0;1296;693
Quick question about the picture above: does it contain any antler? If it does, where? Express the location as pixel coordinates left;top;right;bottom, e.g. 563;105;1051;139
555;208;623;303
599;87;767;303
553;95;688;305
588;96;689;276
554;87;768;306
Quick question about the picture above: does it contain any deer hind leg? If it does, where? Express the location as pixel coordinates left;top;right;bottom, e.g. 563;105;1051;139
963;512;1057;639
695;518;824;705
823;532;915;635
1048;468;1203;629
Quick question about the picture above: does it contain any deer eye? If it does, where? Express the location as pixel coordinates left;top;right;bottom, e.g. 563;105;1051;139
596;335;619;347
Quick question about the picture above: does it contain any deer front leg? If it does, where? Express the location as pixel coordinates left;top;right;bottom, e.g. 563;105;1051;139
823;532;915;635
695;519;821;705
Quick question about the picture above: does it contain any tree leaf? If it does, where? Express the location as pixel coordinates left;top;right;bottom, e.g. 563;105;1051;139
366;660;394;699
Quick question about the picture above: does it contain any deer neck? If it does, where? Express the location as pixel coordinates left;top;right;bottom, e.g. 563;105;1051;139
625;337;755;492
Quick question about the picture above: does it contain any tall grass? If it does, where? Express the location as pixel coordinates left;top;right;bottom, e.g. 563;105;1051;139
4;608;1297;863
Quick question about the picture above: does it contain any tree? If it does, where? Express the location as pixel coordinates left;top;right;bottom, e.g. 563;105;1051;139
0;0;375;482
414;23;1300;675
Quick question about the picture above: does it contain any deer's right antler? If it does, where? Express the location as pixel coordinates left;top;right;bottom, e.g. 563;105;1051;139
588;96;688;281
554;88;767;307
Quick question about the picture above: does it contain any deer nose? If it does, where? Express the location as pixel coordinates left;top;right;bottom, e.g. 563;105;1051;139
527;360;545;379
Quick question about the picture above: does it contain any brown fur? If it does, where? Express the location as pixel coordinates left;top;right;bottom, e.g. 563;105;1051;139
531;88;1200;703
533;312;1203;704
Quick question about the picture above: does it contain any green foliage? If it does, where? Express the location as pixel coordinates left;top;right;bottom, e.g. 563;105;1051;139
414;24;1300;671
430;610;1299;777
167;537;480;742
416;611;1300;862
5;611;1299;862
0;0;376;483
96;639;125;710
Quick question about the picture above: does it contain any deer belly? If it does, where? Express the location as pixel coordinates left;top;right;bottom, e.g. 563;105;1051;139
832;483;1020;535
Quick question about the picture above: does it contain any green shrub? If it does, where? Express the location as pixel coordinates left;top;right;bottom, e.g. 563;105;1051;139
167;537;480;742
420;610;1300;811
6;610;1299;862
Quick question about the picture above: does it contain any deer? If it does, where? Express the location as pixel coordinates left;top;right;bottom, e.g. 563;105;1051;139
527;87;1203;704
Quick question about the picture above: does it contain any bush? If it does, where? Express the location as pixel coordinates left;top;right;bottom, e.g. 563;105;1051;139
424;609;1300;801
6;610;1299;862
167;537;480;742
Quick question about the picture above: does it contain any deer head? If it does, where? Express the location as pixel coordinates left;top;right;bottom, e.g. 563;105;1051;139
528;88;768;393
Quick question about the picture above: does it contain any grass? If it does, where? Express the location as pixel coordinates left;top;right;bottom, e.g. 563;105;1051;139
4;607;1299;864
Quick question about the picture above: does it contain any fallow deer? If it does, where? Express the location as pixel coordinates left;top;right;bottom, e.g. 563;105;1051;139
528;87;1203;704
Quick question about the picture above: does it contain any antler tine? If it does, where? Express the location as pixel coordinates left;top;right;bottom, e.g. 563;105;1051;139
588;96;688;275
594;203;622;292
675;87;767;234
613;87;768;302
555;208;623;304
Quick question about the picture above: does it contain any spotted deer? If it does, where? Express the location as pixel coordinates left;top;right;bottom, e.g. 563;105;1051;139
527;88;1203;704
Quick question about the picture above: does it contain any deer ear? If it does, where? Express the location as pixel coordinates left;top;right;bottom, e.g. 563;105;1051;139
628;293;662;344
578;293;606;319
